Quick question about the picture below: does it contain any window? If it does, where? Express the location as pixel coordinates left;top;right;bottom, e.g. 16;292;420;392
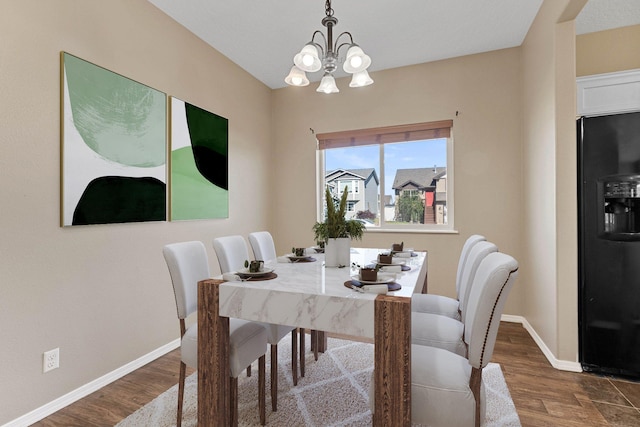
317;120;454;231
338;180;353;194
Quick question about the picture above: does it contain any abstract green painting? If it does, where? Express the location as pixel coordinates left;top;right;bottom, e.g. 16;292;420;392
61;52;166;226
170;97;229;220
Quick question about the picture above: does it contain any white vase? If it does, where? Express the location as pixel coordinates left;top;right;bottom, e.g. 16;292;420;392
325;237;351;267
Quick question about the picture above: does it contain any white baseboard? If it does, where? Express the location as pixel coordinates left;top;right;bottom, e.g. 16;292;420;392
2;339;180;427
501;314;582;372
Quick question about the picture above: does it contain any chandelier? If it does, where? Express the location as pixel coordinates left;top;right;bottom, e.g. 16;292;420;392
284;0;373;94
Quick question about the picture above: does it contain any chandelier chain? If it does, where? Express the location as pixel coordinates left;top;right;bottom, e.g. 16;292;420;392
325;0;334;18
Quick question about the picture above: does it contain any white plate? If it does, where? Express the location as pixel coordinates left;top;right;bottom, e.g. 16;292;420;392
371;259;406;266
351;273;396;285
237;267;274;277
288;255;312;261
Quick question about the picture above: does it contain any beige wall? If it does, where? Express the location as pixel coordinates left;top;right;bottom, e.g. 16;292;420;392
577;24;640;77
271;48;525;311
521;0;560;357
520;0;637;365
521;0;587;363
0;0;272;423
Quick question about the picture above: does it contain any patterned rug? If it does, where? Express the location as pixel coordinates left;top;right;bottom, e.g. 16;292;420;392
116;338;520;426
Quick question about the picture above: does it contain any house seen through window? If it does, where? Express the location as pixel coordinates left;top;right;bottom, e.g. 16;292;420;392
317;120;453;231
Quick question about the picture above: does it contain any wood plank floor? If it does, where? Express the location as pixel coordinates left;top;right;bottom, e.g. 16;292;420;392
33;322;640;426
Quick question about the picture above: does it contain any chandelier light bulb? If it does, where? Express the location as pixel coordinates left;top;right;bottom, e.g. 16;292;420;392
284;66;310;87
349;55;363;69
302;54;315;67
349;69;374;87
316;74;339;94
343;45;371;74
294;44;322;72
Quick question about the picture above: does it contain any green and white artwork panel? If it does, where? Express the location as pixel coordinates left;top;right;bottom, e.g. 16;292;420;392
61;52;166;226
170;97;229;220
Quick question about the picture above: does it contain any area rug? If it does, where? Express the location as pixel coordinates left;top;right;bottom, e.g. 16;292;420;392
116;338;521;427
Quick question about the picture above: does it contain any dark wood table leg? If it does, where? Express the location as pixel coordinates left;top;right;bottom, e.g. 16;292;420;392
373;295;411;426
198;279;230;426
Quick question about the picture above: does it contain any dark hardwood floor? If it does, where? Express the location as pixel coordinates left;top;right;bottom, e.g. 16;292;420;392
494;322;640;426
33;322;640;426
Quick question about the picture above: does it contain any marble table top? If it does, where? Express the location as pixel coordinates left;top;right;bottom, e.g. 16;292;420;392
217;248;427;339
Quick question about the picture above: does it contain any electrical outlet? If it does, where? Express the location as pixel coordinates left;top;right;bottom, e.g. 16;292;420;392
43;348;59;373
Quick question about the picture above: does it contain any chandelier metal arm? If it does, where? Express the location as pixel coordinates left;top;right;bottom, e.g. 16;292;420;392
310;30;327;57
334;31;354;56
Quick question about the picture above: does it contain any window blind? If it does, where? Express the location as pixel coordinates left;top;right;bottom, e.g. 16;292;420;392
316;120;452;150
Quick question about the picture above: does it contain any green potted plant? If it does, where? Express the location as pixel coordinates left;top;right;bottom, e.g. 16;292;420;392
313;187;365;267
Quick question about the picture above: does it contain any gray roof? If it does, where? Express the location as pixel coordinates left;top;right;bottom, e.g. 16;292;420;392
326;168;379;185
392;167;446;190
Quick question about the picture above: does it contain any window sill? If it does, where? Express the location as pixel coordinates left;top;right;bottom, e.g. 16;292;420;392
362;228;459;235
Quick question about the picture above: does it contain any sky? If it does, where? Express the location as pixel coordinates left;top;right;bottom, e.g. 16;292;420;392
324;139;447;197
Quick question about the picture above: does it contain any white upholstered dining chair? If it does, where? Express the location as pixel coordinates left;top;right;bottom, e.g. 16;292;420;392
249;231;324;385
248;231;306;383
162;241;268;426
411;240;498;356
214;234;298;412
247;231;278;263
371;251;519;427
411;234;486;319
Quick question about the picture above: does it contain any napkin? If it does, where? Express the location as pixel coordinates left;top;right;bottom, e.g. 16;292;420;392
222;273;241;282
277;256;292;263
394;252;412;258
380;265;402;273
362;284;388;294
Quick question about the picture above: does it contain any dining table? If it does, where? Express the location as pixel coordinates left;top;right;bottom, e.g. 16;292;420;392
197;247;428;426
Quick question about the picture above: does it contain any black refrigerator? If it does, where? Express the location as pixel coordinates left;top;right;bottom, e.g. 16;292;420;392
578;111;640;378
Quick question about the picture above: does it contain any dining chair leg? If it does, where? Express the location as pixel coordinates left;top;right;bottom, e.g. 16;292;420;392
176;361;186;427
230;376;238;427
470;366;482;427
291;329;298;386
247;366;251;377
311;330;319;361
299;328;305;377
317;331;327;353
270;344;278;411
259;355;266;425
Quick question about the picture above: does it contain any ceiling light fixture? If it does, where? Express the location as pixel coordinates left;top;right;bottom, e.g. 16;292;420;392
284;0;373;94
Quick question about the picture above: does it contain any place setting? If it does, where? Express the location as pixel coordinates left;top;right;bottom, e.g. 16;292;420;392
389;241;418;258
344;262;401;294
223;259;277;282
371;252;412;272
277;247;318;263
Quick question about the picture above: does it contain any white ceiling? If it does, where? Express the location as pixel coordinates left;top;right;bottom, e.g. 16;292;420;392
147;0;640;90
576;0;640;35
